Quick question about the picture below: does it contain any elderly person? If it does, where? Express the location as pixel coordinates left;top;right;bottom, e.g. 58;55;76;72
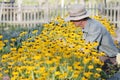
65;4;119;65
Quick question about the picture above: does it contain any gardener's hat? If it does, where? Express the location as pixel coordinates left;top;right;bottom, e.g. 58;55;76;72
65;4;90;21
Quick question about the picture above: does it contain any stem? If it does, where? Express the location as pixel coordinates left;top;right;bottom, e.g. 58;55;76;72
32;71;35;80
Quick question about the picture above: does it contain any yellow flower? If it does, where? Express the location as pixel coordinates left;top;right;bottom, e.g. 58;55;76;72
0;73;3;78
26;66;34;71
96;68;102;72
19;32;27;36
10;43;14;47
11;38;16;42
4;40;8;43
46;60;53;65
2;53;9;58
4;70;9;73
75;66;83;70
81;77;87;80
84;72;92;78
0;47;2;50
0;67;2;71
39;67;46;73
93;57;101;64
12;71;19;76
10;48;17;51
99;52;105;56
39;77;46;80
73;73;79;78
11;77;16;80
84;47;91;53
67;66;73;71
58;72;67;79
43;23;49;27
8;65;12;69
0;35;3;39
83;58;90;64
49;67;56;72
55;71;61;76
94;73;100;78
32;30;38;34
41;72;49;77
73;70;80;78
0;41;5;46
73;62;80;66
0;40;5;50
92;41;99;47
33;55;41;60
88;65;94;69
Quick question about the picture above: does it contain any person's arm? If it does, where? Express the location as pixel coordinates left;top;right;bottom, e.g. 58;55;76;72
85;24;102;43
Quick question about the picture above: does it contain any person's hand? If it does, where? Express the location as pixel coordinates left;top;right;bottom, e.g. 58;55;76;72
116;53;120;67
2;75;10;80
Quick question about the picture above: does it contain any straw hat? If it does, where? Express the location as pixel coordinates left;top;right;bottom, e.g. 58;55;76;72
65;4;90;21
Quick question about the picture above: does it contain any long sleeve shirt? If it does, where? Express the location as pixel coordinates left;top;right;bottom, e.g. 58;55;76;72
82;18;119;57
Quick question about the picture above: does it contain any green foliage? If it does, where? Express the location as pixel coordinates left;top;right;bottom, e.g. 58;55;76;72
0;24;44;54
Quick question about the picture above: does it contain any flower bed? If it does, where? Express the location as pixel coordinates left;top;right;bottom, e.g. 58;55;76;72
0;25;43;54
0;16;119;80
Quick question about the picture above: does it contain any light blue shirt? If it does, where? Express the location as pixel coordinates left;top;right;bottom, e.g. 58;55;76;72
82;18;119;57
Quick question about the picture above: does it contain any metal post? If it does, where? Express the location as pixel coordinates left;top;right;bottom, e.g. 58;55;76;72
80;0;85;5
61;0;64;18
17;0;22;22
0;0;5;22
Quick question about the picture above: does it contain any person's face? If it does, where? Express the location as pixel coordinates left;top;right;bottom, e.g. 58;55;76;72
71;20;84;28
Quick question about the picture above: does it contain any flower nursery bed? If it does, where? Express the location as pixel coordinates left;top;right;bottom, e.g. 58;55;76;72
0;16;119;80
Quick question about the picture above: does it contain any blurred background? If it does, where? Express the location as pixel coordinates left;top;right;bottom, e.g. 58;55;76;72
0;0;120;27
0;0;120;42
